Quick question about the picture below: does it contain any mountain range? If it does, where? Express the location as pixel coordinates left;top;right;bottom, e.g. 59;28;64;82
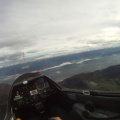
1;46;120;77
60;64;120;91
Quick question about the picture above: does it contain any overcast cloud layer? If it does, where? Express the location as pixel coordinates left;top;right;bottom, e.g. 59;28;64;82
1;0;120;67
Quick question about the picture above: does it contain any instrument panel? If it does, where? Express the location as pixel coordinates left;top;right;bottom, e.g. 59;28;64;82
12;77;53;110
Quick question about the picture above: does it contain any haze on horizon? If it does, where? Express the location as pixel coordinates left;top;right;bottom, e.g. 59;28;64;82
0;0;120;67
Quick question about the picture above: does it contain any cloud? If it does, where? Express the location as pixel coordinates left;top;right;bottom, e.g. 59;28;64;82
1;0;120;66
0;52;23;62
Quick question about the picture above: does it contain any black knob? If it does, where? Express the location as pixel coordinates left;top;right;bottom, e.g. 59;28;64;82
85;101;95;112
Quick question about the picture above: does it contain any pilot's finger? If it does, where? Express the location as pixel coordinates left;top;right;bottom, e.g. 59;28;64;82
54;117;62;120
50;117;62;120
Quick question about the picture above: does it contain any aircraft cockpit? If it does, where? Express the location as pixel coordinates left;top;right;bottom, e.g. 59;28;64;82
4;73;120;120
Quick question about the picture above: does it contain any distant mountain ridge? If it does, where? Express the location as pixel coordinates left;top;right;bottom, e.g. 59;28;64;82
60;64;120;91
1;46;120;79
0;83;11;104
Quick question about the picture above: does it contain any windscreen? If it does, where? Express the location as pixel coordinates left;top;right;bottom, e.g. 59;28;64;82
1;0;120;119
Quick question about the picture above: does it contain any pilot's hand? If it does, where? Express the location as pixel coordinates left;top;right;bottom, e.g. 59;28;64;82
50;117;62;120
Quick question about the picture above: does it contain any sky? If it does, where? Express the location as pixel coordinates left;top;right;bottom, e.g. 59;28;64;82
1;0;120;67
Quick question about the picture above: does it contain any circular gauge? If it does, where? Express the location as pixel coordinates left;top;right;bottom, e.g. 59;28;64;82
35;78;45;91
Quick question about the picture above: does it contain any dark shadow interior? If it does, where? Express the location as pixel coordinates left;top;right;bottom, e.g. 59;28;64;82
12;89;79;120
